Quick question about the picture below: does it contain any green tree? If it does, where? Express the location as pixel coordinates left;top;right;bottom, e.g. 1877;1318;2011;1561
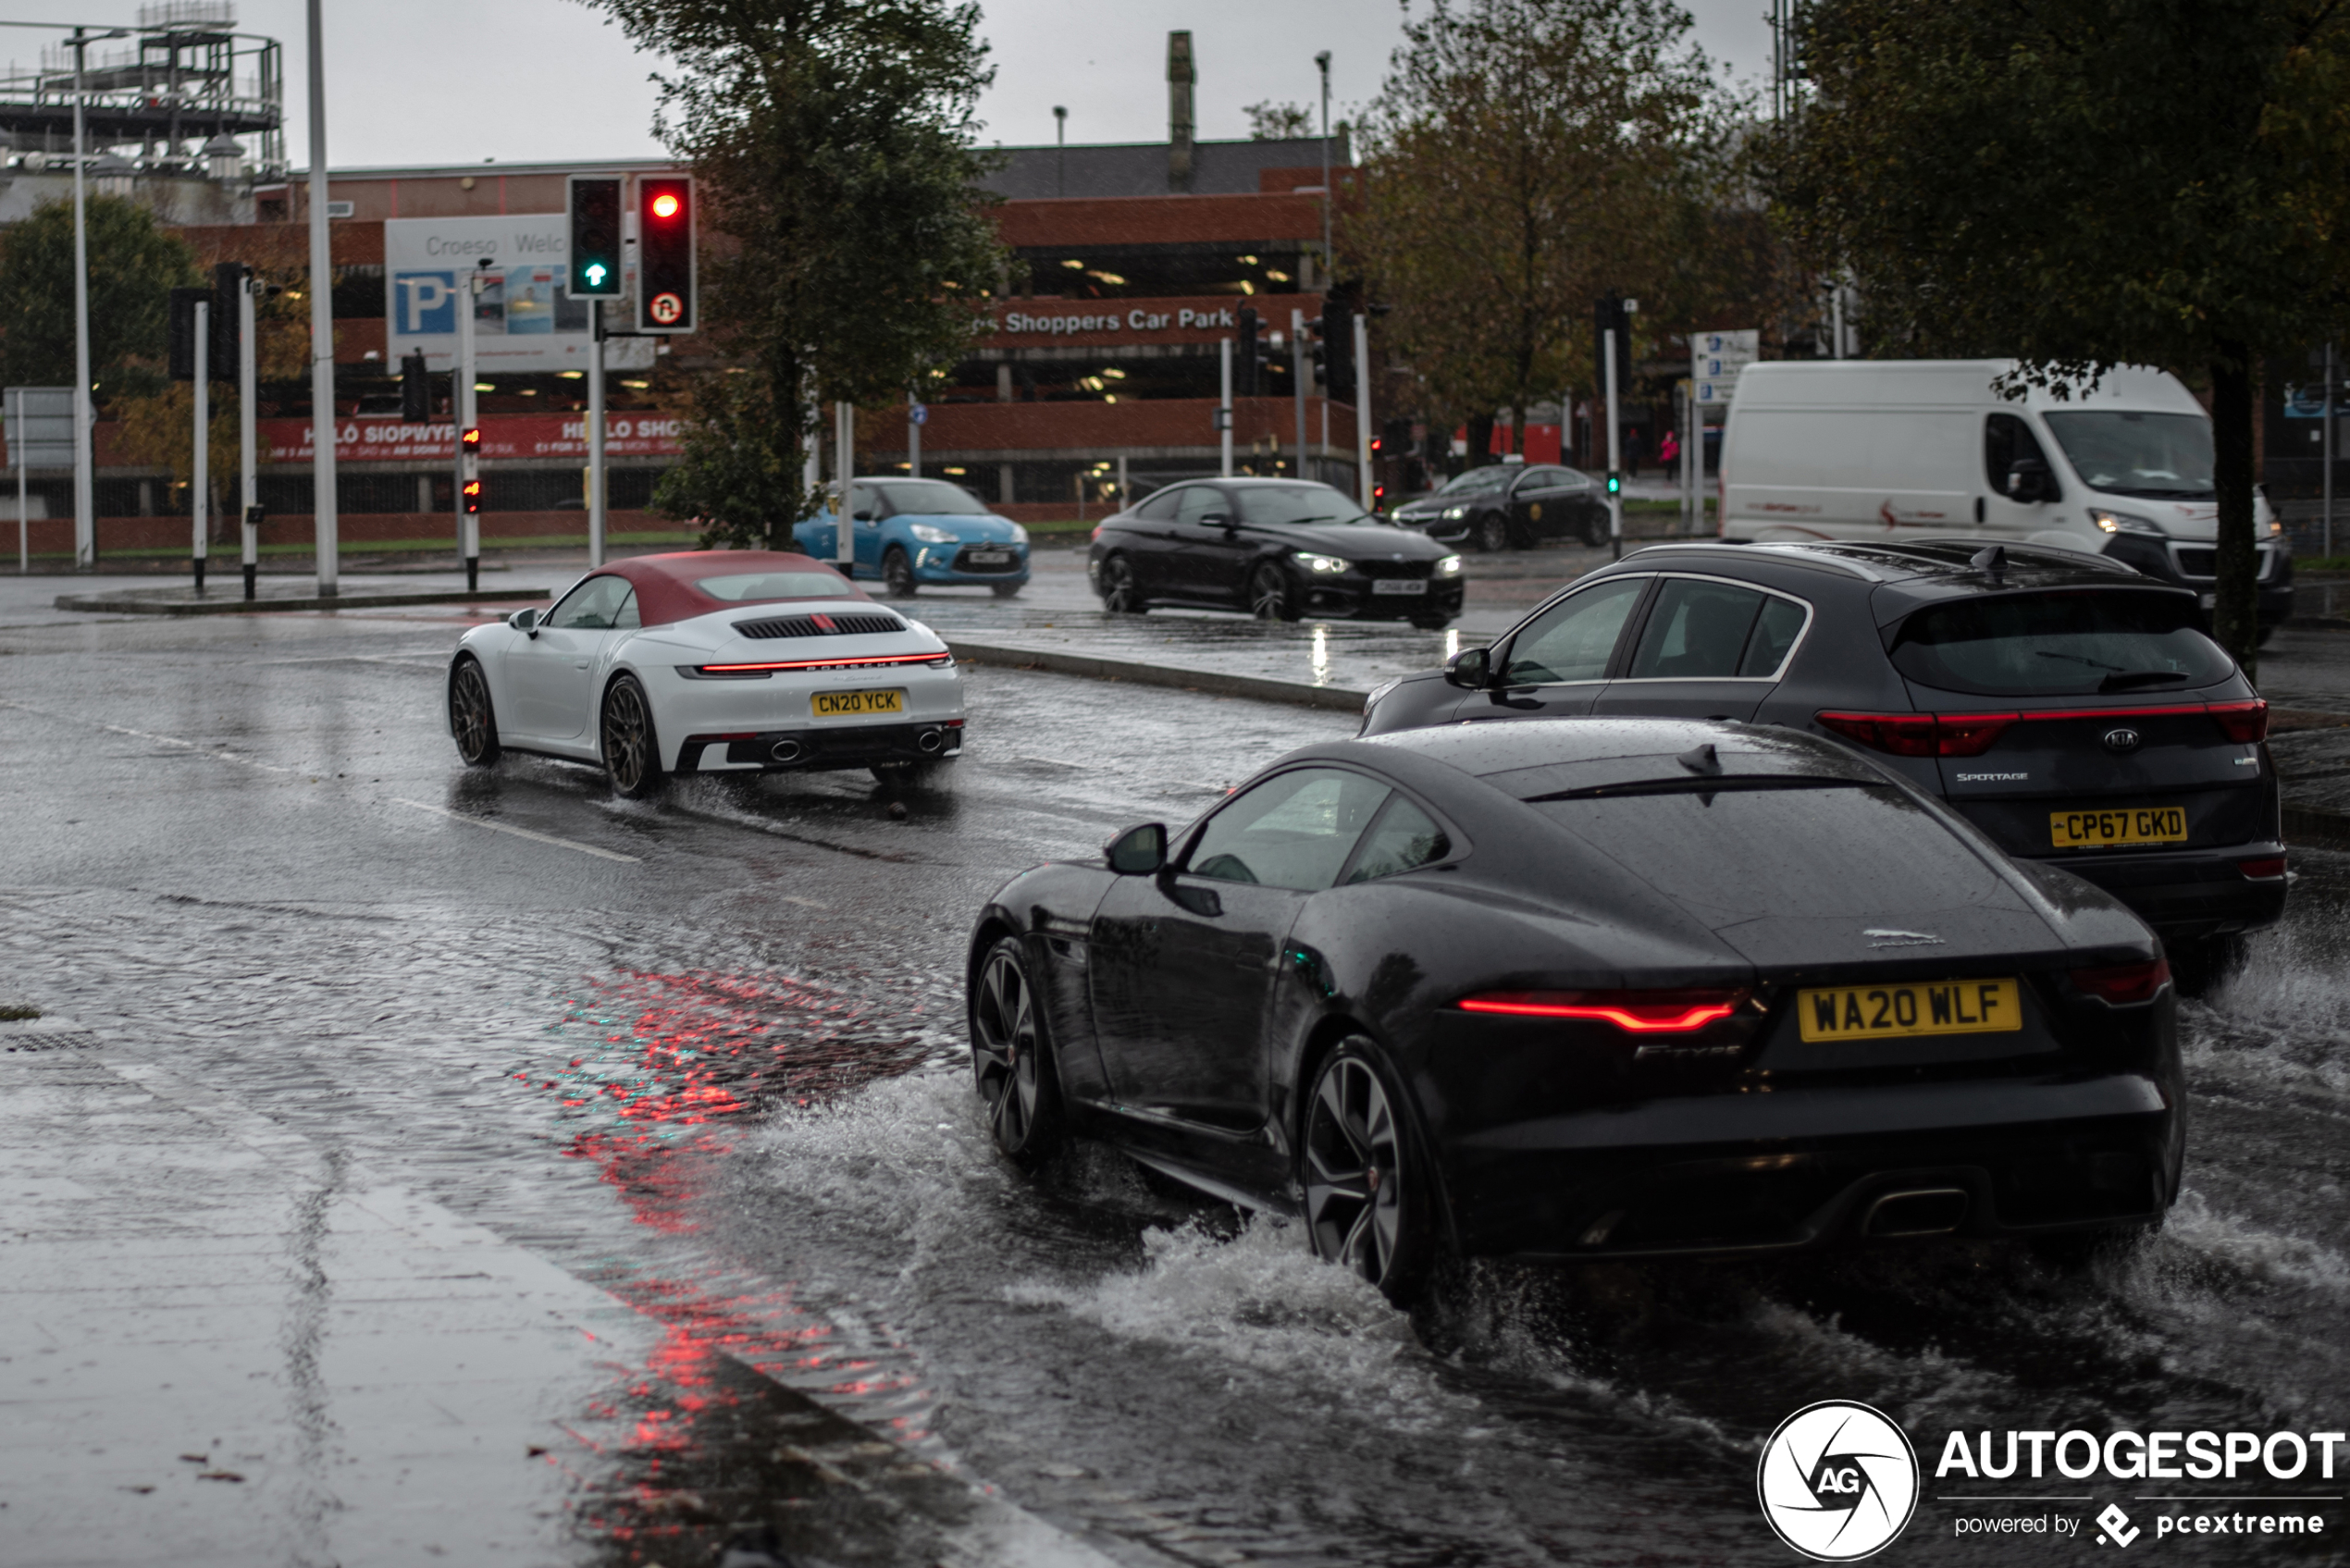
0;194;201;401
1767;0;2350;673
589;0;1005;549
1351;0;1738;461
1245;100;1316;139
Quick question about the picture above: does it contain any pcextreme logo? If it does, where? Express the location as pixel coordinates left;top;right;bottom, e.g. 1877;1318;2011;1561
1758;1401;1922;1561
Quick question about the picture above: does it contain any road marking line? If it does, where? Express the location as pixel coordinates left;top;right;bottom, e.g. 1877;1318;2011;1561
390;798;641;863
0;698;297;773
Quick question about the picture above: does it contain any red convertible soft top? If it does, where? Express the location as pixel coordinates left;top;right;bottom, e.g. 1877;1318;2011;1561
588;550;871;629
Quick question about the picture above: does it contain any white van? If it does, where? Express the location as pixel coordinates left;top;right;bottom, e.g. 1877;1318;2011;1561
1719;360;2294;625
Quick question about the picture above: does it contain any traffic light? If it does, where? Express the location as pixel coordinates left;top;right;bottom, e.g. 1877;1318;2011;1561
462;478;482;514
1235;305;1261;396
210;263;242;382
1321;301;1354;394
566;176;623;299
1606;472;1622;497
1305;315;1329;387
400;352;430;424
1594;292;1632;394
637;176;696;333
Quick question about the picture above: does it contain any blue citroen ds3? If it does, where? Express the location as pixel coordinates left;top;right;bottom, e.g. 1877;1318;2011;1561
793;476;1032;599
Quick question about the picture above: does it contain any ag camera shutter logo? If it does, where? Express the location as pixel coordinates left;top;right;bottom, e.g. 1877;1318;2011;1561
1758;1401;1920;1561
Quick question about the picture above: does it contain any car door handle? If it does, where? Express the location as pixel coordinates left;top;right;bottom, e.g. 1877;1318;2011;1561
572;659;590;669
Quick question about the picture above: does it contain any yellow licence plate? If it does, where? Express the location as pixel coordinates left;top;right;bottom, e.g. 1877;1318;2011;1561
2049;806;2188;850
811;688;905;717
1797;980;2022;1043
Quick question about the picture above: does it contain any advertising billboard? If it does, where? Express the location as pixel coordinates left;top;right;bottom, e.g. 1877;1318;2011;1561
384;215;597;375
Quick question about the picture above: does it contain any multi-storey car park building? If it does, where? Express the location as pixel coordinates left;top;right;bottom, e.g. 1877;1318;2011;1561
1;27;1364;559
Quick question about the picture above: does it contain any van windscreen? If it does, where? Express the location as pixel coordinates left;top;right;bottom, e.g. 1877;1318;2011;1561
2041;411;2214;499
1888;591;2232;697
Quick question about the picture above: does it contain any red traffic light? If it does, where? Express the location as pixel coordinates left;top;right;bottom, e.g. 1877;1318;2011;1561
461;426;481;451
462;478;482;513
650;191;680;220
637;177;696;334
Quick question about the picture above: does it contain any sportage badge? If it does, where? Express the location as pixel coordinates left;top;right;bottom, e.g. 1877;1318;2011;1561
1758;1401;1920;1561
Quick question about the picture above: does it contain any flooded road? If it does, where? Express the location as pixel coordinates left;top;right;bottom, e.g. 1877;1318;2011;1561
2;583;2346;1565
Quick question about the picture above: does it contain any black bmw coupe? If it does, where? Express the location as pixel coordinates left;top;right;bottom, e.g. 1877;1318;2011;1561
965;718;2181;1304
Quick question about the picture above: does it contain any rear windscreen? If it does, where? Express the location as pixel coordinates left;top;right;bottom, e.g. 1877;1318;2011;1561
695;571;854;602
1531;784;1999;919
1888;591;2232;697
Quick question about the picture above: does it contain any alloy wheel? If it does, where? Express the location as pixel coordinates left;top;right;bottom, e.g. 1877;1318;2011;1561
1478;514;1510;553
972;945;1045;1156
601;678;656;797
1101;554;1144;613
1250;563;1296;621
1302;1054;1405;1288
451;659;498;766
883;549;917;597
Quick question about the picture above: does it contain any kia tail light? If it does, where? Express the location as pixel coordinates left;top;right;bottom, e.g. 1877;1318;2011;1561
1816;711;2017;758
2208;699;2269;743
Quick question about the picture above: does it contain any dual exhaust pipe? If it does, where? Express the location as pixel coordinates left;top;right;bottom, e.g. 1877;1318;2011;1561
767;726;946;764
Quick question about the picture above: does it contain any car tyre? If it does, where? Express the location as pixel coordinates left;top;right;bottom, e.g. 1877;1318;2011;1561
1300;1037;1439;1307
600;673;665;799
970;934;1065;1167
882;546;918;598
1581;509;1612;548
1099;553;1146;613
1476;512;1510;554
449;655;501;768
1249;562;1302;622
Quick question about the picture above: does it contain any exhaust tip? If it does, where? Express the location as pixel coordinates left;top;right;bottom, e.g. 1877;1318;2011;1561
1862;1187;1970;1239
917;727;946;755
769;738;802;763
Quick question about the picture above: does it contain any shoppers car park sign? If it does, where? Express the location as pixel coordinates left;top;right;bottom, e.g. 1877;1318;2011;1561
992;294;1323;346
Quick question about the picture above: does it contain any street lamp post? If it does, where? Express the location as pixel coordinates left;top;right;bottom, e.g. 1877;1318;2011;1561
1053;105;1067;197
70;29;94;571
1315;52;1332;280
305;0;338;597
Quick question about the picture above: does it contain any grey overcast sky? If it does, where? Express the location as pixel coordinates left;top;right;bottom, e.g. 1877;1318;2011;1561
8;0;1775;168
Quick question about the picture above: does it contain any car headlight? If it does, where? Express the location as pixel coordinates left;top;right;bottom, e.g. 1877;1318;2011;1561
1433;553;1464;578
2268;518;2283;538
2089;508;2165;537
1008;524;1030;545
1441;504;1469;520
1294;551;1351;574
909;523;959;544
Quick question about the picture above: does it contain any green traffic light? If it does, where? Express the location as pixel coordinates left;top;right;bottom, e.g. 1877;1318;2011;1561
1607;475;1621;493
584;262;608;287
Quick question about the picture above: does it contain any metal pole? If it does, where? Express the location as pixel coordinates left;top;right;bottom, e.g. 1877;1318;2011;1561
908;390;921;478
71;31;93;572
834;401;854;570
15;389;26;574
1604;327;1623;561
192;299;208;593
1316;51;1332;279
1219;337;1234;477
1117;452;1128;508
240;268;257;599
2327;341;2336;561
460;263;480;591
588;305;605;568
1292;308;1306;479
1680;384;1696;535
1353;310;1372;505
1830;285;1846;361
304;0;337;596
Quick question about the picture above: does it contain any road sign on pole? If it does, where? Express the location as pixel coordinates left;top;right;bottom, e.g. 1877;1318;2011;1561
1691;329;1758;406
238;269;260;599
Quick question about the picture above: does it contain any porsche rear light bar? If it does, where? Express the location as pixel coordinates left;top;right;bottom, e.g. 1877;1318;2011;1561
690;652;952;675
2067;958;2171;1004
1460;988;1750;1032
1818;698;2268;756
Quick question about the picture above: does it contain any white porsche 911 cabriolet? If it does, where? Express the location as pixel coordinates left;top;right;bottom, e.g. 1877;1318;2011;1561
445;550;966;796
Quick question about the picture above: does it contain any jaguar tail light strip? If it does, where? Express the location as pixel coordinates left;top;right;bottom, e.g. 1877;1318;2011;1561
1460;989;1750;1032
2068;958;2171;1005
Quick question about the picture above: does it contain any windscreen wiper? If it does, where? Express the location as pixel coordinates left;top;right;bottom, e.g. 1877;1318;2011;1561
2098;670;2193;691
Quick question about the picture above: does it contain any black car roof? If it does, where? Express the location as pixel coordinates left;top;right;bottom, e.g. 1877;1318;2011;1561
1616;539;2145;589
1352;716;1881;795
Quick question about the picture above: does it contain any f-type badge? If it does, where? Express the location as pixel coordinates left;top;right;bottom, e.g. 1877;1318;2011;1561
1863;929;1945;948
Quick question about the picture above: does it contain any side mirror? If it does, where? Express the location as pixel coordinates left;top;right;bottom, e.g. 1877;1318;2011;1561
1444;645;1492;689
852;509;877;523
508;608;540;634
2006;458;2055;503
1104;821;1168;874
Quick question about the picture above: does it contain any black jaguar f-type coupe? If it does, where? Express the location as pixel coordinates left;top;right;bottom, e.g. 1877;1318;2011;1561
964;718;2182;1303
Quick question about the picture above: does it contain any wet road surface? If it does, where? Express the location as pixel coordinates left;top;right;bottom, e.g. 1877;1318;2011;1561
1;573;2346;1565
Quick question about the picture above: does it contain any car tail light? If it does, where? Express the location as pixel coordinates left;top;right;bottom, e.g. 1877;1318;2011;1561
2209;699;2269;743
1091;525;1103;542
1816;711;2017;757
696;652;951;673
1460;988;1750;1032
2068;958;2171;1004
2238;856;2287;879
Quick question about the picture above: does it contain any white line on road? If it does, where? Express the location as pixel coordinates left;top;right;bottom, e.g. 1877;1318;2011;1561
0;698;296;773
391;798;641;863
